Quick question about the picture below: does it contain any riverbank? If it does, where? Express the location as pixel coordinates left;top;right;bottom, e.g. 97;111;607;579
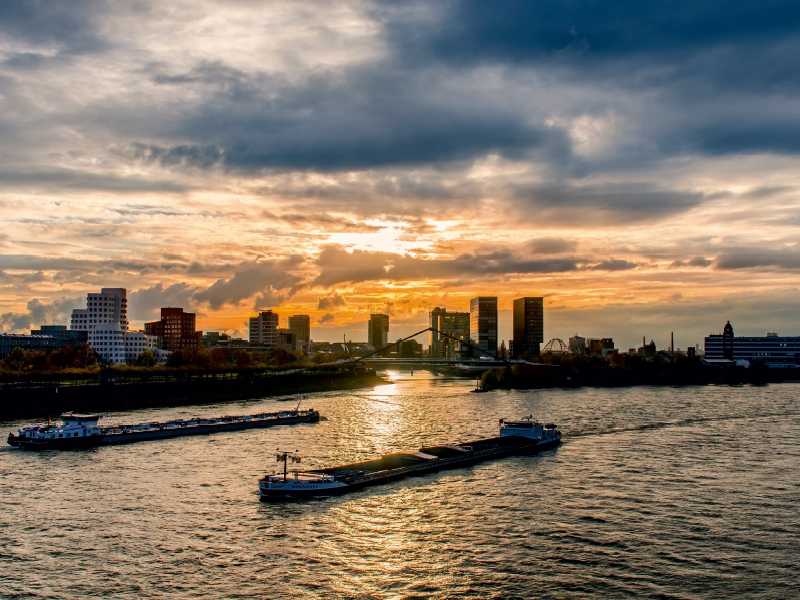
478;360;792;391
0;370;387;420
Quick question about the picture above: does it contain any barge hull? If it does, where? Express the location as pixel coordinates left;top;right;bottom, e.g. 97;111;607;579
8;412;319;450
259;435;560;500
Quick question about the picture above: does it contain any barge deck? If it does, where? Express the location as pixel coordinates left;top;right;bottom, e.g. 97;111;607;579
259;417;561;499
8;407;320;450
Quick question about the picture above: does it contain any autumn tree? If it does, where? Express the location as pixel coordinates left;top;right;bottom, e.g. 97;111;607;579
3;347;29;371
134;349;157;367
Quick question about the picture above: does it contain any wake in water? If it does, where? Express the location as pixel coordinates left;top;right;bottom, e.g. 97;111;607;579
564;409;800;439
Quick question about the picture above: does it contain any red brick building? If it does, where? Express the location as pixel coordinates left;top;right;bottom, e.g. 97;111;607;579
145;308;202;352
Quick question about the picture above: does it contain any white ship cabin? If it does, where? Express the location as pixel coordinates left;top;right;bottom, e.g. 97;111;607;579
19;413;105;440
499;416;559;440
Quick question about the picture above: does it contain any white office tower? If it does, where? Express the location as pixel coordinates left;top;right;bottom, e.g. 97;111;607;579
70;287;162;364
70;287;129;332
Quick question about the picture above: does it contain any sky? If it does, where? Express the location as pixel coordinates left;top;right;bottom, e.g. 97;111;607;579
1;0;800;352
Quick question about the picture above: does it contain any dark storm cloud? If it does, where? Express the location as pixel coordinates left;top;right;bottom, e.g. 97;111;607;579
142;62;574;172
3;0;800;179
0;0;107;57
512;182;705;224
372;2;800;159
2;0;799;229
379;1;800;64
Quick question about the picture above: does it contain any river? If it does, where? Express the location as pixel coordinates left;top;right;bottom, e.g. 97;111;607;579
1;372;798;598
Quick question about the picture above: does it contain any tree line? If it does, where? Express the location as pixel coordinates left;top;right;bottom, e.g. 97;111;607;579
480;352;776;390
1;344;352;375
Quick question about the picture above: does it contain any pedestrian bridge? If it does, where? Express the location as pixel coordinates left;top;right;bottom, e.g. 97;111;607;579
355;358;546;370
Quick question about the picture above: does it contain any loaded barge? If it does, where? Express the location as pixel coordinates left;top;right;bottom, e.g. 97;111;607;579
259;417;561;500
8;406;319;450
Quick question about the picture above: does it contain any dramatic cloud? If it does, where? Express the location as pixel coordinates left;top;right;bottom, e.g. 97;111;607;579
128;283;200;322
317;313;335;325
1;296;83;332
194;257;306;310
313;245;642;287
318;293;348;310
2;1;800;344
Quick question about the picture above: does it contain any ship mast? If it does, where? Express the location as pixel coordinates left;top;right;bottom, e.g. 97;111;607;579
275;449;299;482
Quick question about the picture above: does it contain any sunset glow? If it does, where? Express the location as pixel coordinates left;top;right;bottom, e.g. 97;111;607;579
2;2;799;352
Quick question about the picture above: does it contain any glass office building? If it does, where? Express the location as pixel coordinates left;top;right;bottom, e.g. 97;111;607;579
470;297;498;356
429;308;470;359
512;297;543;358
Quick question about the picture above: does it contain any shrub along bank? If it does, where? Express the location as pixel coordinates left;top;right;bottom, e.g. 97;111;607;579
479;355;786;391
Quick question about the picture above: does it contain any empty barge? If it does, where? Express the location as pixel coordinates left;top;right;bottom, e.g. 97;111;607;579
259;417;561;500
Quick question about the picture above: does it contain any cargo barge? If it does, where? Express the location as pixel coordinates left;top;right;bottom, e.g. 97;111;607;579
7;406;320;450
259;417;561;500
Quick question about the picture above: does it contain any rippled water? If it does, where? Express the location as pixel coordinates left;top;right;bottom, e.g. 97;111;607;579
2;372;799;599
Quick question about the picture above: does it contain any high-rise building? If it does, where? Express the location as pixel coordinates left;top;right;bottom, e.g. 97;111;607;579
145;307;202;352
69;288;162;364
288;315;311;349
469;297;498;356
70;287;129;332
429;307;470;358
368;314;389;356
512;297;543;359
249;310;279;345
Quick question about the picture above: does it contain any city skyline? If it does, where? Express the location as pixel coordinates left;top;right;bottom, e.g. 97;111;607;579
1;2;800;353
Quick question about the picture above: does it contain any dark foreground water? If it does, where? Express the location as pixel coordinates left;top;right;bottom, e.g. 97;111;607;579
1;373;798;599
